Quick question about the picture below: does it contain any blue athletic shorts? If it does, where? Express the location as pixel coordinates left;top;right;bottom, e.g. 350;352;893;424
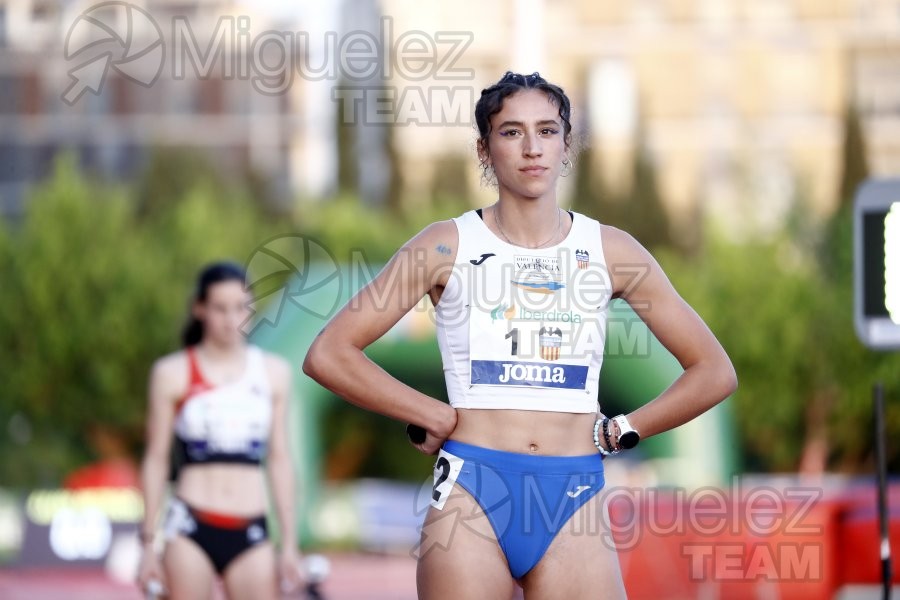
430;440;605;578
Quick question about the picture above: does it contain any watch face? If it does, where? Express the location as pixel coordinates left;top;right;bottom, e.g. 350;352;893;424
619;430;639;449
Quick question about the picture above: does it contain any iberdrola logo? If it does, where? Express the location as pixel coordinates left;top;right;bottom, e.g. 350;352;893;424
489;304;583;323
490;304;516;321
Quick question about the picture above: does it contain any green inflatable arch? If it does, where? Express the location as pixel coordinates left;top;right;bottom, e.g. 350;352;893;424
250;263;736;543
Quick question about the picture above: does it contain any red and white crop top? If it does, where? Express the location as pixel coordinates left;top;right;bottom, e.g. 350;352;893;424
433;208;612;413
173;345;273;466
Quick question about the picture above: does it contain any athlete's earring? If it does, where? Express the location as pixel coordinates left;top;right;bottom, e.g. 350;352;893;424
478;141;497;187
561;157;571;177
480;154;497;187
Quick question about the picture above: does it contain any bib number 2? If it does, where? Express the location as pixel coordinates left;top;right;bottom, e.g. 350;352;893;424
430;449;464;510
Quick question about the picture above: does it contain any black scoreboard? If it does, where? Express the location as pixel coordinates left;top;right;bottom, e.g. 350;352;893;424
854;179;900;350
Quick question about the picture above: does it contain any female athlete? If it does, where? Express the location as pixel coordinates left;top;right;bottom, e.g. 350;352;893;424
303;72;737;599
137;262;304;599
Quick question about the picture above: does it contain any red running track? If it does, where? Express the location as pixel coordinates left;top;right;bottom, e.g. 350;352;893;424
0;553;419;600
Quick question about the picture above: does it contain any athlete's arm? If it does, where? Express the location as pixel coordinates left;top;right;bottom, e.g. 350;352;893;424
265;353;304;590
302;221;458;455
137;355;181;589
601;225;737;439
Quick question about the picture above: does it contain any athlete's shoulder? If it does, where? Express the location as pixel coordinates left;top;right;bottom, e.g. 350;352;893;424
599;224;659;278
415;218;459;243
149;349;190;397
565;209;602;237
152;349;188;377
400;218;460;263
598;222;628;240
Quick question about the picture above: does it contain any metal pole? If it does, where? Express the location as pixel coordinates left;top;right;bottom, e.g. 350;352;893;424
875;382;892;600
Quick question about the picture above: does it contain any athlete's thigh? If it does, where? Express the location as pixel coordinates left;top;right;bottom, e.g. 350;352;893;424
222;542;278;600
416;484;516;600
520;492;626;600
163;536;216;600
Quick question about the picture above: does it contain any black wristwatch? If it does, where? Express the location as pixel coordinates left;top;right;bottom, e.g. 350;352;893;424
611;415;641;450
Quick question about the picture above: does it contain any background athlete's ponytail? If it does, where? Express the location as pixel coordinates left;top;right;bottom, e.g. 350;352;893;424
181;261;248;347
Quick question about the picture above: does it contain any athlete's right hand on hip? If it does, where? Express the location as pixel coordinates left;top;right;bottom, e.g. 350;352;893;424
406;424;447;455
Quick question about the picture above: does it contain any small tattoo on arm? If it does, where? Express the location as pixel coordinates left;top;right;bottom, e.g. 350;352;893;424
435;244;452;255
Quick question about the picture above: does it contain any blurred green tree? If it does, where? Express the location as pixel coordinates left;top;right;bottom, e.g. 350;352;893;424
3;116;898;488
615;136;674;251
570;143;606;216
384;123;405;215
0;152;288;487
657;232;822;471
658;208;900;473
838;102;869;211
570;111;674;251
334;80;358;198
809;101;899;472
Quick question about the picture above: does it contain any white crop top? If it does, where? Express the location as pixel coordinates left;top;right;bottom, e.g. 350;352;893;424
434;208;611;413
173;345;273;466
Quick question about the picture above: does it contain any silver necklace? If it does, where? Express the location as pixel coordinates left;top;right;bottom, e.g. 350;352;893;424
493;203;562;249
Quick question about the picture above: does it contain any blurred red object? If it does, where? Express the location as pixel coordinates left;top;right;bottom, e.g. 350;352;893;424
63;458;139;490
839;483;900;585
611;481;900;599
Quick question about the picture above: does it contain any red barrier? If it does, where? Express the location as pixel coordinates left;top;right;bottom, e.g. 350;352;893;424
609;481;899;599
838;484;900;585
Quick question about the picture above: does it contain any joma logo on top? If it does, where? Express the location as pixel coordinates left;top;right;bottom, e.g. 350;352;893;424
498;363;567;384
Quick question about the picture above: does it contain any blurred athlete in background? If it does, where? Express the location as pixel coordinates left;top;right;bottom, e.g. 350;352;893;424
137;261;304;599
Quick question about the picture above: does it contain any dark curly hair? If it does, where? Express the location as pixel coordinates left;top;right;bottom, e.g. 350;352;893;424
474;71;573;182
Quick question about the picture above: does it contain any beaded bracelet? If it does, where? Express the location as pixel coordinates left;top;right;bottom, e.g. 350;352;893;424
602;417;621;455
593;417;612;456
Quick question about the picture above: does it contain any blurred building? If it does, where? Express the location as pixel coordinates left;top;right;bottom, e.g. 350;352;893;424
385;0;900;237
0;0;327;214
1;0;900;235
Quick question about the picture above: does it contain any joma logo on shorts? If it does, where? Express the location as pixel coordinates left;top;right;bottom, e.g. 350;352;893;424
498;363;567;383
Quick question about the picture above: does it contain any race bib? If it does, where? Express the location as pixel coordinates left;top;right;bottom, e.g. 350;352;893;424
430;449;465;510
468;252;596;391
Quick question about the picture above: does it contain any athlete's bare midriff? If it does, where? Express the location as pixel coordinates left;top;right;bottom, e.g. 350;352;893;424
450;408;598;456
175;464;268;515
